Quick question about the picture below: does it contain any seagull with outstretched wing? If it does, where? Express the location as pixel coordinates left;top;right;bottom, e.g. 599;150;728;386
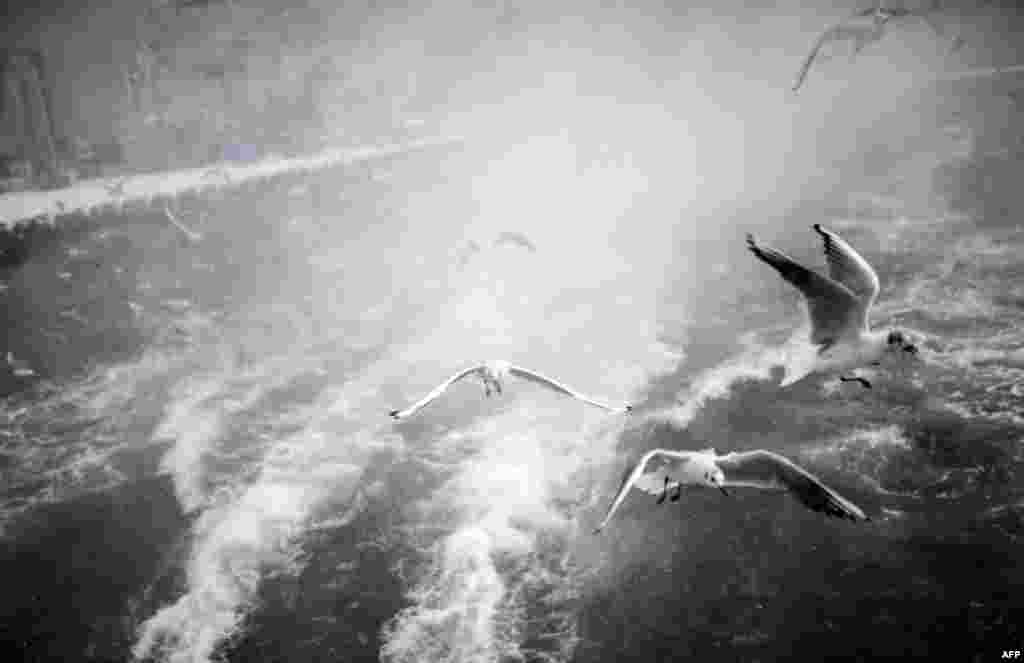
593;447;869;533
746;224;919;389
389;359;633;420
792;2;959;93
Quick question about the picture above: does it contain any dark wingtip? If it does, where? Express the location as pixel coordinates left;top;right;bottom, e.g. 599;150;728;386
624;404;634;413
389;409;401;419
592;527;603;535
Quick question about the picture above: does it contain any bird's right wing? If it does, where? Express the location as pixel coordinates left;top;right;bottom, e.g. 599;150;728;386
746;233;863;346
716;450;869;522
508;365;631;413
389;365;482;420
593;449;692;533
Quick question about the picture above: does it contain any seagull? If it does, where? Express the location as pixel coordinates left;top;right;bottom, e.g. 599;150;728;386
494;231;537;253
747;224;918;389
388;359;633;420
593;447;869;533
791;1;953;92
6;352;36;378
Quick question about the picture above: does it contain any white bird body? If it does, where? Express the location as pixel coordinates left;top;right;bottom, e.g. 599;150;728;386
389;359;632;420
747;224;918;388
594;447;869;533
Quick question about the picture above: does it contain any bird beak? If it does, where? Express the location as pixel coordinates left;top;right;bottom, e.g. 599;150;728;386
718;485;730;497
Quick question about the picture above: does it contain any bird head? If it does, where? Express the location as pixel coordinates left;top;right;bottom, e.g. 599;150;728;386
692;454;729;496
705;468;729;496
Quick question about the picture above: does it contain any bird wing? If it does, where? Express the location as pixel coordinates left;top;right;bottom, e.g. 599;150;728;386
793;26;835;92
794;10;893;92
389;365;482;419
715;450;868;521
508;365;630;412
593;448;694;533
746;233;864;346
812;224;880;308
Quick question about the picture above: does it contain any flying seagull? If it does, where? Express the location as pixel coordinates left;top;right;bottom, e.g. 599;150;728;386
5;352;35;378
791;2;955;93
454;240;482;270
593;447;869;533
746;224;918;389
389;359;633;420
494;231;537;253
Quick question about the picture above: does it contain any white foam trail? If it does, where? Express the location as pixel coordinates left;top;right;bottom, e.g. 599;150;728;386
0;136;462;228
381;407;617;663
131;320;440;663
0;348;201;535
653;330;801;429
132;370;394;663
154;375;239;513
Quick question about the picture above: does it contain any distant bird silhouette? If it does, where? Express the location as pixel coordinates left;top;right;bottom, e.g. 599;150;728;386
494;232;537;252
162;204;203;242
792;2;957;93
389;359;632;420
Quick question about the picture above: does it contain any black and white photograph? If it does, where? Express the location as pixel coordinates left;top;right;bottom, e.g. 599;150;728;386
0;1;1022;661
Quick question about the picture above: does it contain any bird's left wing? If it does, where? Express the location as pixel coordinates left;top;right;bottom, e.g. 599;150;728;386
389;365;482;419
594;449;691;533
508;365;631;413
813;224;880;307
